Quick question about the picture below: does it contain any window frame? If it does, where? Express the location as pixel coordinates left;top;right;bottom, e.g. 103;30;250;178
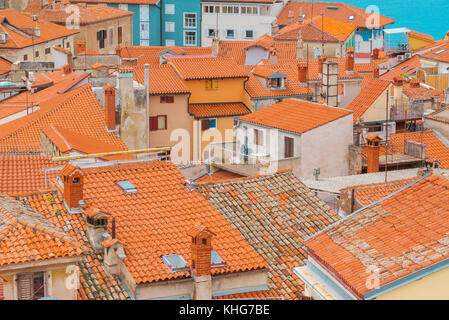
284;136;294;159
160;96;175;103
226;29;235;39
183;12;197;29
184;30;197;46
165;3;175;15
150;115;168;131
117;26;123;45
165;21;175;33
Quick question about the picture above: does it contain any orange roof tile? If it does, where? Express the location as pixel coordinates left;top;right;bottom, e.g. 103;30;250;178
0;154;64;196
238;99;352;134
408;30;434;43
41;125;132;160
23;1;134;25
304;173;449;298
133;64;190;95
196;170;339;299
0;57;11;75
168;57;249;80
0;9;78;49
117;46;212;66
51;161;267;284
420;42;449;64
0;84;128;153
277;2;394;28
380;55;422;81
0;194;84;267
347;78;391;124
189;103;251;119
214;289;282;300
194;170;243;183
24;191;130;300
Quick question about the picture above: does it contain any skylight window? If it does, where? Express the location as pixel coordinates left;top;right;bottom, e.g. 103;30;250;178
434;49;447;55
162;254;190;273
116;181;137;194
348;15;355;20
211;250;227;268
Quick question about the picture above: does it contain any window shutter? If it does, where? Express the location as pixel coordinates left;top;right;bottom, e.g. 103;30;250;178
17;273;33;300
0;278;4;300
149;116;158;131
97;31;100;40
201;119;210;131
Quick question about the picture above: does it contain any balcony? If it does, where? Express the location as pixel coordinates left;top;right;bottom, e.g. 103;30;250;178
208;141;301;177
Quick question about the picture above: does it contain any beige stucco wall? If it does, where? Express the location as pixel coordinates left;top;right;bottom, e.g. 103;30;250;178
148;94;193;162
375;265;449;300
73;16;133;55
1;258;80;300
194;117;235;161
0;35;76;63
360;84;392;123
300;113;353;179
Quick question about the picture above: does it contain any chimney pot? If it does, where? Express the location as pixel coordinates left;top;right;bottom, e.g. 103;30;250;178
62;64;72;75
373;65;380;78
366;133;382;173
318;55;327;74
298;63;308;83
62;164;84;210
372;48;380;60
393;76;404;87
76;41;86;55
104;84;116;131
345;47;355;72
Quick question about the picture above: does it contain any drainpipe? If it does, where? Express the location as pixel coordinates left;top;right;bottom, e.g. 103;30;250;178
144;64;150;148
159;0;163;46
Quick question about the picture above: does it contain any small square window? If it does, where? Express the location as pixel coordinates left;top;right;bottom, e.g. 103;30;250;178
160;96;174;103
209;119;217;129
116;181;137;193
165;4;175;14
226;29;235;39
166;21;175;32
208;29;216;38
245;30;254;39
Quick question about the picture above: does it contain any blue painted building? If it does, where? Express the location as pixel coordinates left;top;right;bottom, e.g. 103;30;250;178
73;1;201;47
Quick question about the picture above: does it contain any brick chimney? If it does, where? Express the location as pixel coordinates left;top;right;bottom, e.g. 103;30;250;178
76;41;86;55
102;237;125;276
189;225;215;300
84;207;109;250
373;65;380;78
410;78;421;88
104;84;116;131
271;22;279;36
345;47;355;72
288;10;295;25
62;64;72;75
393;76;404;87
298;62;308;83
372;48;380;60
269;47;278;65
62;164;84;210
318;55;327;74
366;133;382;173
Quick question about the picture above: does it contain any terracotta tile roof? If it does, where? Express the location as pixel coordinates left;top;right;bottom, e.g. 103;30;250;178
218;40;253;64
0;154;64;196
0;84;128;153
214;289;282;300
51;161;267;284
206;0;274;2
132;64;190;95
275;16;356;42
23;1;134;25
0;57;11;75
41;125;132;160
277;2;394;28
74;0;159;4
189;102;251;119
23;191;130;300
387;131;449;169
168;57;249;80
77;49;100;56
408;30;434;42
380;55;422;81
0;194;84;267
194;170;243;183
341;178;417;207
238;99;352;134
196;170;339;299
0;9;78;49
402;80;436;101
420;42;449;64
52;45;70;55
347;78;391;124
117;46;212;66
246;72;312;98
304;173;449;298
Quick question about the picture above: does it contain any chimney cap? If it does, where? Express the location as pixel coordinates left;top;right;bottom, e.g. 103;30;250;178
366;133;383;142
61;163;83;177
346;47;355;54
187;225;215;239
103;83;116;91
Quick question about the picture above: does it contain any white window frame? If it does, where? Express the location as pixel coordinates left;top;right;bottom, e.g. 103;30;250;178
165;21;175;32
184;30;197;47
183;12;197;29
140;22;150;41
207;28;216;38
140;4;150;21
226;29;235;39
118;4;128;11
108;27;114;47
165;39;175;46
165;3;175;15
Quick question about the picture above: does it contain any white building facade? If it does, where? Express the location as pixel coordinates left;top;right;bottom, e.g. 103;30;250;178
201;0;286;47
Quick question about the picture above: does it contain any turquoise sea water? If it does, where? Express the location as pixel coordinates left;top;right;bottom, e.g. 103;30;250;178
309;0;448;40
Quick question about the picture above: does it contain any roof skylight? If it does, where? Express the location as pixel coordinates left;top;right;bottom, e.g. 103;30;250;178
211;250;227;268
348;15;355;20
116;181;137;194
162;254;190;273
434;49;447;55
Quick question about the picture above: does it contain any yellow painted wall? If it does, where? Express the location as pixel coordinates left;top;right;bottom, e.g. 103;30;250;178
183;78;251;107
1;265;78;300
376;266;449;300
409;36;434;51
